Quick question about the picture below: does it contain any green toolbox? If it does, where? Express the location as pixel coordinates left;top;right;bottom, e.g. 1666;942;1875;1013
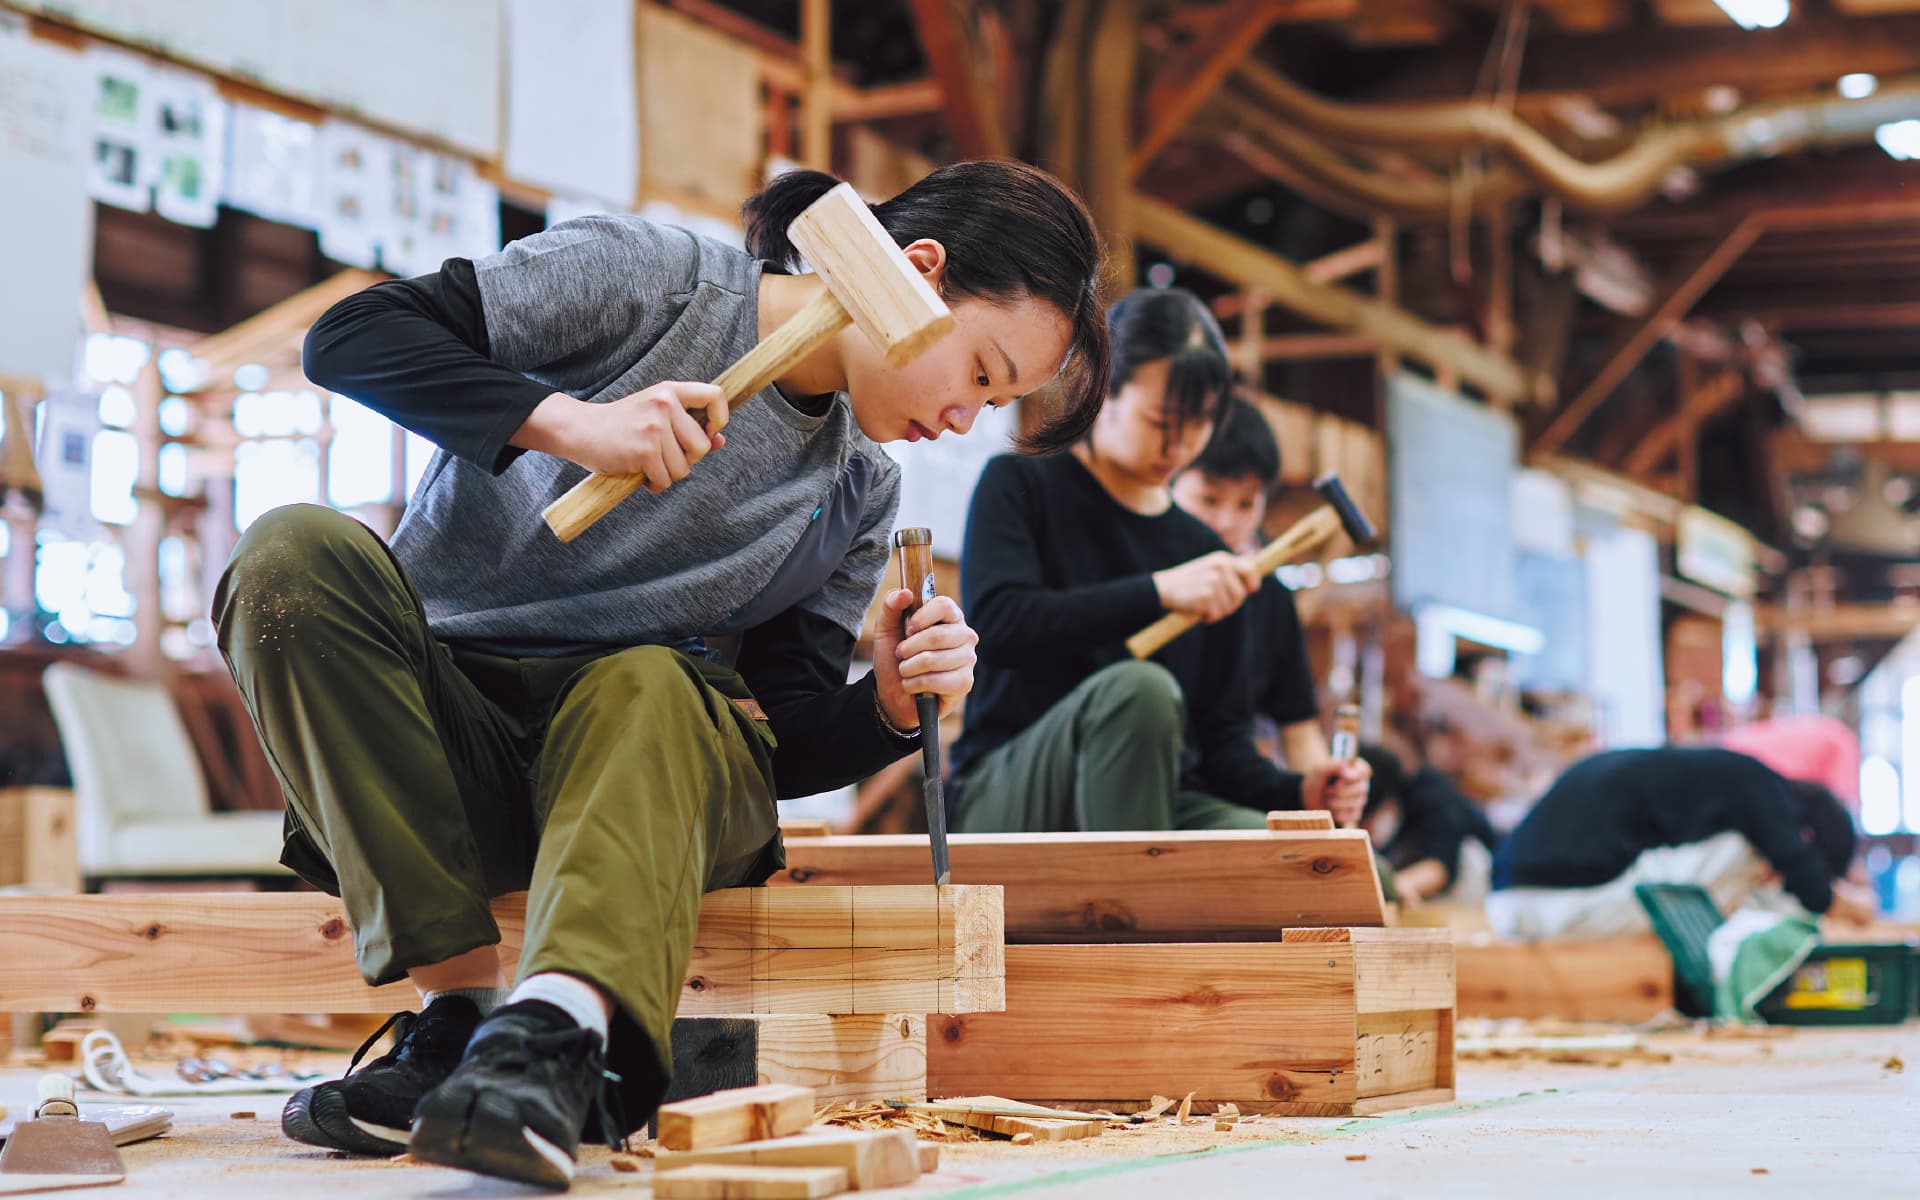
1634;882;1919;1025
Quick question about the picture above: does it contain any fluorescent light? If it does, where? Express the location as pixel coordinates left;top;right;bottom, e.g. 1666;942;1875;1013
1862;755;1900;837
1839;73;1879;100
1878;119;1920;160
1711;0;1789;28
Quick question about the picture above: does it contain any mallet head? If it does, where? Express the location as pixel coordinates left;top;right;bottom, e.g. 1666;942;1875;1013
786;183;955;367
1312;472;1378;549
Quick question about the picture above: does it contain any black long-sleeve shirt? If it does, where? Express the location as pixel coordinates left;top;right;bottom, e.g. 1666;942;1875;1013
950;451;1305;809
1381;765;1497;888
1494;747;1836;913
302;260;917;799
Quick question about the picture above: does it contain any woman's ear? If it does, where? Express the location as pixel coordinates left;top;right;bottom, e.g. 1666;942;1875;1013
902;239;948;290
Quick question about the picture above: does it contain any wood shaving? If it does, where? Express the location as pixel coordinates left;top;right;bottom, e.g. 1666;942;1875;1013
818;1103;976;1142
1347;1154;1367;1162
1011;1133;1034;1146
229;1111;256;1120
1175;1092;1193;1125
1884;1055;1904;1073
611;1154;645;1172
1214;1121;1234;1132
1216;1103;1240;1120
1136;1095;1175;1120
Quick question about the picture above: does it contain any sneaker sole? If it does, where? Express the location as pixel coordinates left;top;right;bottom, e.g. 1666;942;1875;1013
409;1088;574;1191
281;1086;409;1157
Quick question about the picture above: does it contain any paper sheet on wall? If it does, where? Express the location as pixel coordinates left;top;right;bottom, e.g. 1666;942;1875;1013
225;103;320;228
83;45;153;212
1583;518;1666;747
36;389;103;541
504;0;638;208
149;66;227;228
315;120;392;270
0;34;95;381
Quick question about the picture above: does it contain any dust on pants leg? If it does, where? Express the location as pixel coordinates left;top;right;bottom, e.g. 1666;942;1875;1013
953;660;1191;833
214;503;533;984
516;646;781;1122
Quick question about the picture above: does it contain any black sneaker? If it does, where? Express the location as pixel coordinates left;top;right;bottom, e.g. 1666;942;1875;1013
280;995;482;1156
408;1001;624;1190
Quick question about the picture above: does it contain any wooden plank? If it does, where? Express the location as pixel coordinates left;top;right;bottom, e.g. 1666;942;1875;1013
639;6;763;206
654;1165;849;1200
1131;194;1545;404
1533;217;1765;455
664;1016;927;1109
1352;1086;1455;1115
776;830;1388;939
1131;0;1291;176
1455;935;1673;1022
659;1084;816;1152
927;943;1360;1114
1266;810;1336;831
1355;1008;1444;1099
1283;928;1456;1010
0;887;1003;1015
0;788;80;892
656;1127;920;1192
916;1096;1103;1142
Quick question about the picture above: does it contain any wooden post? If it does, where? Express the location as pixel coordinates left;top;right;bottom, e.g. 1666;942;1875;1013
1087;0;1139;295
1374;215;1399;425
801;0;831;171
126;357;165;673
1238;290;1266;385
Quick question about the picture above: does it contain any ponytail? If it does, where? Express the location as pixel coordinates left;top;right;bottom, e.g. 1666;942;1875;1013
740;161;1109;454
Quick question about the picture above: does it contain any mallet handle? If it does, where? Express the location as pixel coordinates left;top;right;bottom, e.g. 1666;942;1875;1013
1125;505;1345;660
541;288;852;543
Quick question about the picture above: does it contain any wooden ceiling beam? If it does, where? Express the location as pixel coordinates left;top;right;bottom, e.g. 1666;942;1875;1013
1360;15;1920;107
905;0;1010;159
1533;216;1766;455
1130;0;1313;177
1622;369;1744;478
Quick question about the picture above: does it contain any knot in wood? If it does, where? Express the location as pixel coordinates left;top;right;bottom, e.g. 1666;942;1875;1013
141;923;164;940
787;868;817;883
940;1019;964;1044
1310;857;1336;875
1078;901;1138;933
687;977;708;992
80;995;97;1012
1144;846;1164;857
1261;1073;1298;1101
319;918;348;940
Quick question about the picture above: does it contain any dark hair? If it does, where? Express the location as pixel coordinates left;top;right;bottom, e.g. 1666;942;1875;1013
1359;743;1407;822
1105;288;1234;441
1191;395;1281;487
742;163;1107;453
1790;779;1858;879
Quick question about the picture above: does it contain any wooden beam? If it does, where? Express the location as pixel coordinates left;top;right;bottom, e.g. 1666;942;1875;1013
1532;216;1764;455
1362;15;1920;107
0;788;79;893
1263;332;1380;360
1088;0;1141;293
0;887;1005;1015
1455;935;1673;1021
664;1015;927;1109
774;829;1388;940
658;1084;816;1151
1130;0;1292;177
905;0;1009;159
1303;239;1384;285
1284;927;1456;1013
1770;431;1920;475
1621;369;1743;478
1131;194;1545;403
185;269;380;384
1758;602;1920;642
801;0;831;171
657;1127;920;1192
656;1165;849;1200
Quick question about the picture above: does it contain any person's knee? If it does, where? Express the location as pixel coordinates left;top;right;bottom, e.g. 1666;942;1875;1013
1083;659;1185;736
215;505;387;656
568;646;699;710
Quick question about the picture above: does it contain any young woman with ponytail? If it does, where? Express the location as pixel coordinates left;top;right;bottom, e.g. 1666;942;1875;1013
213;162;1106;1188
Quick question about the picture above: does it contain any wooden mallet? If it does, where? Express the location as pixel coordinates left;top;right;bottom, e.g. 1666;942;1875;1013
542;183;955;542
1127;472;1378;659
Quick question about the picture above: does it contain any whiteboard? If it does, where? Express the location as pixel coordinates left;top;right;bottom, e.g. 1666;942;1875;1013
504;0;636;208
12;0;503;156
0;34;94;381
1386;371;1519;621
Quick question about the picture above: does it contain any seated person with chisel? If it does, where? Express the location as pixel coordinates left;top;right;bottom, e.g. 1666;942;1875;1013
214;162;1108;1189
1488;746;1877;938
950;288;1368;834
1171;396;1329;777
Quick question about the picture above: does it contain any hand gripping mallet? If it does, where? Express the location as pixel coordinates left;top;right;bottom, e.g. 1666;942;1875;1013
1126;472;1379;659
893;527;950;886
542;183;955;542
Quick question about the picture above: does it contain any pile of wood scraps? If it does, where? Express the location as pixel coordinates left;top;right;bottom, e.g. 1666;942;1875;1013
650;1083;937;1197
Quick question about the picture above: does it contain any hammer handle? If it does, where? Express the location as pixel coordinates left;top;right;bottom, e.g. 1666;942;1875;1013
541;289;853;543
1125;505;1345;660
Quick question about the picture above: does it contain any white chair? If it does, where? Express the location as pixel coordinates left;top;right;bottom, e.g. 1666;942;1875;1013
41;662;288;884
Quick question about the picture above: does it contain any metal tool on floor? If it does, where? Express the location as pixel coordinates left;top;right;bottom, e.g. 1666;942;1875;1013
0;1074;125;1184
893;527;950;885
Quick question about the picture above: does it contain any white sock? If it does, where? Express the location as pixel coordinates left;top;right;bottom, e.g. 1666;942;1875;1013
508;972;611;1043
420;986;511;1015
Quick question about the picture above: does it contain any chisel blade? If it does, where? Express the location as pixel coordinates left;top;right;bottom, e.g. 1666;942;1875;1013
916;693;950;886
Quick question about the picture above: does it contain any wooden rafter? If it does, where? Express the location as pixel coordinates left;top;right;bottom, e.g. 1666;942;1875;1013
1130;194;1544;402
1532;216;1764;456
905;0;1010;160
1302;239;1384;285
1621;369;1743;478
1129;0;1295;178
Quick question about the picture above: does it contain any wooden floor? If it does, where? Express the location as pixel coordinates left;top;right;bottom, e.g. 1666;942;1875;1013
2;1023;1912;1197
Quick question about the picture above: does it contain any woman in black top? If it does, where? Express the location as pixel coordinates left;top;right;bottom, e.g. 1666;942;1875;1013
951;289;1369;832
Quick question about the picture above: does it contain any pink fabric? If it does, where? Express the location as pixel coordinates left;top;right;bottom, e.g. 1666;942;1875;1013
1720;716;1860;807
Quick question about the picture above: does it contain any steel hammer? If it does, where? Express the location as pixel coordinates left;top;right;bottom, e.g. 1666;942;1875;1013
1127;472;1378;659
542;183;955;542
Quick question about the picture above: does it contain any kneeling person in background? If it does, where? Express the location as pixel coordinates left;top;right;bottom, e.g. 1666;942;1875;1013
1358;744;1498;906
1488;747;1875;939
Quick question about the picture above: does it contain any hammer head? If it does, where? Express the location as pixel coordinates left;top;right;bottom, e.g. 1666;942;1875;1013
786;182;956;367
1312;472;1378;549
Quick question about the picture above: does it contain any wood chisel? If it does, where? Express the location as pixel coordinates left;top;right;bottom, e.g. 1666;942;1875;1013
893;528;950;885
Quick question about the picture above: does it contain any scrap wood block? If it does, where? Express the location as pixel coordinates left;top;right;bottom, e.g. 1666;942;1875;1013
667;1015;926;1109
0;886;1003;1016
1455;934;1673;1022
654;1164;849;1200
927;933;1454;1117
0;787;80;893
658;1084;816;1151
656;1126;920;1192
1265;810;1335;831
775;829;1386;941
916;1096;1102;1141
